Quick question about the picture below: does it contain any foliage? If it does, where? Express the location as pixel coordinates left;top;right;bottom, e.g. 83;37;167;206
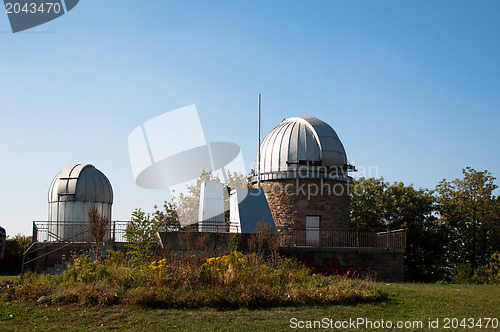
350;168;500;282
88;205;108;260
173;170;222;223
1;283;499;331
228;233;241;252
125;209;157;262
350;177;390;229
173;169;251;226
0;235;32;275
350;177;448;281
453;263;474;284
0;250;379;309
151;201;180;230
456;251;500;284
436;167;500;272
201;251;252;284
62;251;138;289
471;251;500;284
226;170;253;190
125;203;180;262
248;222;280;264
125;211;161;262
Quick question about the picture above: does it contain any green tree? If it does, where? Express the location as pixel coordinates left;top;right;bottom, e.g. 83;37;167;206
151;201;180;230
350;177;389;229
173;169;251;226
350;178;448;281
384;182;449;281
0;235;32;275
125;202;180;262
88;205;108;260
226;170;253;190
436;167;500;273
173;170;221;223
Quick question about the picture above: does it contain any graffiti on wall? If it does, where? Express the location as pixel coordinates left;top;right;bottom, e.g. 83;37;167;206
289;253;367;278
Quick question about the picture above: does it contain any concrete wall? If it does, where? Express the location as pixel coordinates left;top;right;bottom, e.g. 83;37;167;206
30;232;405;282
28;242;128;273
281;247;405;282
158;232;405;282
256;178;350;230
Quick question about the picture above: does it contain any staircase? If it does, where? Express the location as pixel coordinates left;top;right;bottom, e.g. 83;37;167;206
43;261;69;275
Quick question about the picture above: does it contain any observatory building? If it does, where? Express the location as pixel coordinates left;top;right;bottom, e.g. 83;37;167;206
48;164;113;241
252;116;355;232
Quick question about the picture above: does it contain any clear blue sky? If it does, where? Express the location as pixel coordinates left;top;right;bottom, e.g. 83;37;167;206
1;0;499;236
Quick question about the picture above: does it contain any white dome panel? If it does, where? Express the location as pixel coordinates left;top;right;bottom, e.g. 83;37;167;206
48;164;113;204
257;116;348;175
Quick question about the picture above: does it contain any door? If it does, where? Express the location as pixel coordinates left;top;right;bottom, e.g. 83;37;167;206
306;216;320;246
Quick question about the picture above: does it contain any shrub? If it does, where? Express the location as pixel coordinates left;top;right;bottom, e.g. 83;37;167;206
200;251;252;284
126;203;180;263
453;263;474;283
453;252;500;284
471;252;500;284
125;209;162;262
88;206;108;260
0;234;32;275
1;250;380;308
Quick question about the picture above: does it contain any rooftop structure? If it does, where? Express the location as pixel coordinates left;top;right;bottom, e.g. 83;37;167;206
254;116;354;183
48;164;113;241
252;116;355;230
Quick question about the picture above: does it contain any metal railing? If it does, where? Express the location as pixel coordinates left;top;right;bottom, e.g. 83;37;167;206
32;221;130;243
22;221;131;278
277;227;406;249
22;226;93;279
376;229;407;249
31;221;406;249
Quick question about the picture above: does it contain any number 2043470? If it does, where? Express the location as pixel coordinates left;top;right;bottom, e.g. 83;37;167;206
5;2;62;14
442;318;498;329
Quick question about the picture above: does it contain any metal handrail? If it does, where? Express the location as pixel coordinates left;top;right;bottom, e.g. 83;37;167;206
276;227;406;249
32;220;130;243
21;226;93;279
25;221;406;277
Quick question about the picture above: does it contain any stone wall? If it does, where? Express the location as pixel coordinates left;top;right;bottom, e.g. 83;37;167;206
255;178;350;230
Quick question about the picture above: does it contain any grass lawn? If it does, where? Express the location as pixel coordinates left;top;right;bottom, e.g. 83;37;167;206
0;276;18;282
0;282;498;331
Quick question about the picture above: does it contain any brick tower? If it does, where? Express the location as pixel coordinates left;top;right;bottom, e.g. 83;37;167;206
252;116;355;234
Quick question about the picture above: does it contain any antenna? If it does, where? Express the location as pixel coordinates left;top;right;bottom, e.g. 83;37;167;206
257;93;261;188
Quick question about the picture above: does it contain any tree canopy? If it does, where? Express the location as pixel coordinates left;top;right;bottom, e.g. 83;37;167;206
350;177;448;281
436;167;500;271
350;168;500;281
173;170;251;225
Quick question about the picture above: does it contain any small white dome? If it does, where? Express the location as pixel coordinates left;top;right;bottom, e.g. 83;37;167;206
48;164;113;204
257;116;349;175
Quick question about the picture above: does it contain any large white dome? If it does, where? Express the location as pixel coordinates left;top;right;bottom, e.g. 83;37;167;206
255;116;353;182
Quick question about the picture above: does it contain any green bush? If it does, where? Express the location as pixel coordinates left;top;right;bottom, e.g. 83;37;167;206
0;251;381;308
453;252;500;284
471;252;500;284
453;263;474;283
0;235;32;275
